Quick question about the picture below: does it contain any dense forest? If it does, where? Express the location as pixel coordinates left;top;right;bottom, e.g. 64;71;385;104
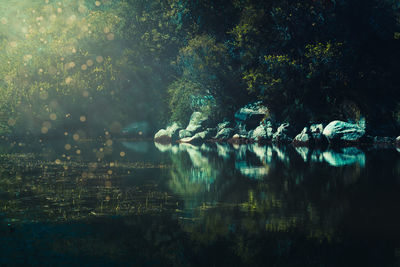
0;0;399;138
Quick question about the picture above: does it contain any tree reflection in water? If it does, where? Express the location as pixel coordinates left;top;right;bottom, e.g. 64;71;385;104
0;140;399;266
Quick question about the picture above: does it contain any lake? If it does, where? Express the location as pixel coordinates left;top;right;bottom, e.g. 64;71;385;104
0;138;399;266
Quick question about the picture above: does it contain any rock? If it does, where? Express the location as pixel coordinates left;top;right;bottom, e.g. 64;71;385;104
214;127;235;140
204;128;217;139
292;127;310;146
397;136;400;145
232;134;240;139
293;124;328;146
310;124;324;134
249;124;273;142
168;122;182;141
186;111;209;133
180;129;215;144
322;120;365;143
217;120;232;132
179;129;192;139
154;129;170;143
154;122;182;143
266;127;274;139
272;123;292;143
310;123;327;145
234;101;269;131
246;129;254;139
229;133;249;144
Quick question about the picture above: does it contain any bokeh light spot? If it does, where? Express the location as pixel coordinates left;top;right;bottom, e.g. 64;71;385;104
73;133;80;141
7;118;16;126
106;33;114;40
96;56;103;63
42;121;51;129
50;113;57;120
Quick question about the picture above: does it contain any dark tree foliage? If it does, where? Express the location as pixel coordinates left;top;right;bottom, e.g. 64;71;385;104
0;0;399;136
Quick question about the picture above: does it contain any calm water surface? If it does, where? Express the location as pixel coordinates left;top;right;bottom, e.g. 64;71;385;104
0;139;399;266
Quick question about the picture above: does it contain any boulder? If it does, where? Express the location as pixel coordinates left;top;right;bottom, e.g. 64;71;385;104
310;124;324;134
179;129;192;139
292;124;328;146
232;134;240;139
154;122;182;143
168;123;182;141
249;124;273;142
214;127;235;140
204;128;217;139
272;123;292;143
229;133;249;144
310;124;327;145
180;129;215;144
154;129;170;143
186;111;209;133
217;120;232;132
247;129;254;138
322;120;365;143
234;101;269;131
292;127;310;146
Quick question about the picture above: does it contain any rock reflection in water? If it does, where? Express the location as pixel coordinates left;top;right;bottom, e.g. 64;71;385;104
155;143;369;183
323;147;366;167
159;143;220;211
0;140;399;266
294;146;366;167
154;141;389;247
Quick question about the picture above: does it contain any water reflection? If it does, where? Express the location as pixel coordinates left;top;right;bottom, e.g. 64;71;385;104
0;140;399;265
323;147;366;167
155;142;368;181
121;141;150;153
155;141;400;254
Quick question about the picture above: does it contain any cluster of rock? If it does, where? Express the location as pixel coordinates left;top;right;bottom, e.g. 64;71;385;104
154;101;399;147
